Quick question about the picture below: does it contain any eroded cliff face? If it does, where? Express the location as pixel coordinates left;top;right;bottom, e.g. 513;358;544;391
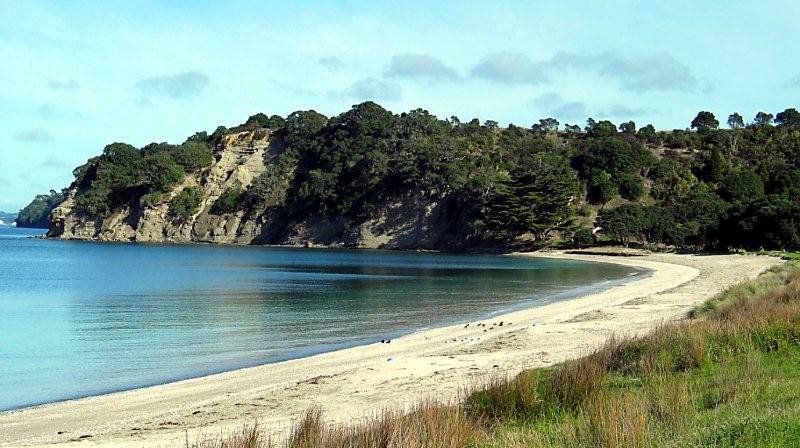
48;131;473;250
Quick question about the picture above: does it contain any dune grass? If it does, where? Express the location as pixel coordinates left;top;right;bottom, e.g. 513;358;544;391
197;261;800;448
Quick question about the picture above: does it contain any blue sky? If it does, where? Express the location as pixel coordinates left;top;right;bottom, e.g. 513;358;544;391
1;0;799;210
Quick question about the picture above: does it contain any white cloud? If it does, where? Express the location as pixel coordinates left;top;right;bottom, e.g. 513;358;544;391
342;78;402;101
386;54;458;80
471;53;549;85
135;71;210;99
47;78;79;90
473;51;698;92
15;129;54;143
319;56;344;69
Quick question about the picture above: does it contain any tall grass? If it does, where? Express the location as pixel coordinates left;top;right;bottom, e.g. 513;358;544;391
198;262;800;448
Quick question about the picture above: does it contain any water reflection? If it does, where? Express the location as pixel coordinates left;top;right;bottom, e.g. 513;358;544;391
0;227;636;410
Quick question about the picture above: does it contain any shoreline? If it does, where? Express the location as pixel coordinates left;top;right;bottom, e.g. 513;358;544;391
0;255;646;414
0;251;781;447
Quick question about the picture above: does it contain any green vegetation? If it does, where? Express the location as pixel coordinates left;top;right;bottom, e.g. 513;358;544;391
201;262;800;448
71;141;213;216
51;104;800;251
15;190;63;228
169;186;203;219
211;183;244;215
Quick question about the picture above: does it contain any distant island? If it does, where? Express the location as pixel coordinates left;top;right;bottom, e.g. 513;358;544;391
21;102;800;251
0;211;18;226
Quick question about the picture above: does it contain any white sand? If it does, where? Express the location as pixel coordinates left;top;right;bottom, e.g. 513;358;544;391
0;251;781;447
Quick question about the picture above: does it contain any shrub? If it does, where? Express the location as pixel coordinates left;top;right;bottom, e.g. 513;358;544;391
212;183;244;214
170;186;203;219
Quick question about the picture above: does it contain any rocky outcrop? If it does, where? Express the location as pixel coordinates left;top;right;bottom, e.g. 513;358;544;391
48;131;473;250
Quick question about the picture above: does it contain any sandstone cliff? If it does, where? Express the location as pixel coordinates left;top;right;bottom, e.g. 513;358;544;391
47;130;472;250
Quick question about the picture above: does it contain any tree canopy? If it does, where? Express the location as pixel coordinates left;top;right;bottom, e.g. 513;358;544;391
34;102;800;251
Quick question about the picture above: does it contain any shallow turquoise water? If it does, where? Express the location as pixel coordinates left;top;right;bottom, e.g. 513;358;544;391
0;226;638;411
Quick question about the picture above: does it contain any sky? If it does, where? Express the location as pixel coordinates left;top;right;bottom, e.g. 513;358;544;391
1;0;799;211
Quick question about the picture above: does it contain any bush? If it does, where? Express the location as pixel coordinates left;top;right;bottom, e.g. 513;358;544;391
571;228;596;247
587;171;617;204
169;186;203;219
172;142;213;171
618;174;645;201
211;184;244;214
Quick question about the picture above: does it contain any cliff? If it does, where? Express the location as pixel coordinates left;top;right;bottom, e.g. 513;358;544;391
38;101;800;252
47;129;473;250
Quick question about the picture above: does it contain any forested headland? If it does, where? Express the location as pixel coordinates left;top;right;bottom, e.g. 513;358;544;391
23;102;800;251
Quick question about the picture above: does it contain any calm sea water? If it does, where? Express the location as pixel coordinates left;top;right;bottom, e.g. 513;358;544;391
0;226;638;411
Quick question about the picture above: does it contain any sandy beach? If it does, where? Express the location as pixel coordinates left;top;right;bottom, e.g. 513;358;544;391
0;251;782;447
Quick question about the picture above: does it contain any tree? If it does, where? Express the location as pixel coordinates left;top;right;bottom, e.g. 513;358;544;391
637;124;658;144
702;148;728;183
776;108;800;127
239;113;285;130
483;153;579;241
533;118;559;132
727;113;744;129
16;190;64;228
143;152;184;193
211;183;244;214
172;142;213;171
691;111;719;131
670;188;727;248
597;203;648;246
719;169;765;205
753;112;774;127
169;186;203;219
619;121;636;134
722;195;800;250
649;158;694;202
587;170;617;204
586;119;617;137
617;174;645;200
583;138;655;177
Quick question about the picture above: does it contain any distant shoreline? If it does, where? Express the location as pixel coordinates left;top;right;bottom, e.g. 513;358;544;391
0;251;782;447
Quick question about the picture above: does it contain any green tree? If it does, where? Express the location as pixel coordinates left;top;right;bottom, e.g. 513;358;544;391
484;153;579;241
753;112;774;127
617;174;645;200
585;119;617;137
619;121;636;134
637;124;658;144
670;188;727;248
211;183;244;214
583;138;655;177
691;111;719;131
169;186;203;219
719;169;765;205
532;118;559;132
776;108;800;127
727;113;744;129
587;170;617;204
16;190;64;228
143;152;184;193
171;142;213;171
597;203;648;246
723;195;800;250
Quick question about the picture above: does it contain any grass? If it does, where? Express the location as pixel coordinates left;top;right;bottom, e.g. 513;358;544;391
196;261;800;448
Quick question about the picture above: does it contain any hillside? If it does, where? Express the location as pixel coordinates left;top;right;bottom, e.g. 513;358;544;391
27;102;800;251
0;211;17;226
